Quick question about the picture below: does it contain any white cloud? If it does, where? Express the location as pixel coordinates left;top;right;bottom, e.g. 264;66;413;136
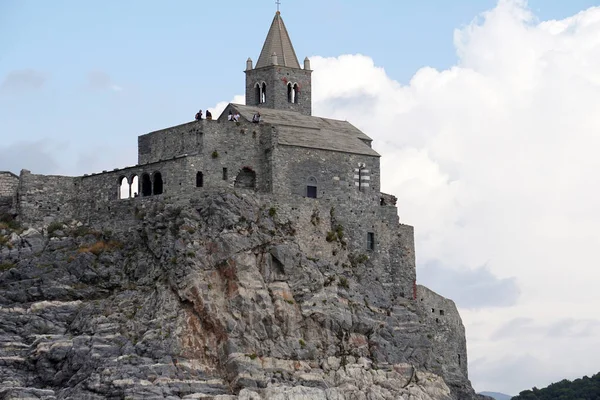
209;94;246;117
0;69;47;93
86;71;123;92
0;140;61;174
305;0;600;395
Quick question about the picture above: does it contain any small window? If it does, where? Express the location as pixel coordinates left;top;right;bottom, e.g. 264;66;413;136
458;354;461;366
306;176;318;198
367;232;375;251
222;168;228;181
439;310;444;316
196;171;203;187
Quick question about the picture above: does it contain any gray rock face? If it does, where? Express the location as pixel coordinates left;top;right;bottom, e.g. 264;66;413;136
0;192;482;399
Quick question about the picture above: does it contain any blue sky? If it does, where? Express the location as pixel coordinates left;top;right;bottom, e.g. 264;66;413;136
3;0;600;396
1;0;598;175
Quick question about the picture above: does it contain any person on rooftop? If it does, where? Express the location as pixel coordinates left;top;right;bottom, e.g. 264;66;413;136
228;110;233;121
252;112;261;123
195;110;202;120
206;110;212;120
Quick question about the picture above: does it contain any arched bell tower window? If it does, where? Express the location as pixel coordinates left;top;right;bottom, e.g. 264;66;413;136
254;83;261;105
293;83;299;104
261;82;267;103
287;83;294;103
287;83;299;104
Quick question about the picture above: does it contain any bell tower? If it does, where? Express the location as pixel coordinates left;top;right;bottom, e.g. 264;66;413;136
245;11;312;116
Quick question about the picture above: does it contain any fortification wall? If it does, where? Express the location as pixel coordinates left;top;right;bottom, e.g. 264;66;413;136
416;285;468;383
0;172;19;215
0;172;19;198
17;170;77;224
272;145;380;201
16;116;275;225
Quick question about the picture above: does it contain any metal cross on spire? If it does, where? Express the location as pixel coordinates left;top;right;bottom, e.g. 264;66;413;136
276;0;281;12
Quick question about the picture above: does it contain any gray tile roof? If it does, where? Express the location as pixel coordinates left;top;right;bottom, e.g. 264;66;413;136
228;104;380;157
255;12;301;69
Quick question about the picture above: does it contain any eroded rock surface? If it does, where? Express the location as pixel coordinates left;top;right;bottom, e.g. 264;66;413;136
0;192;482;399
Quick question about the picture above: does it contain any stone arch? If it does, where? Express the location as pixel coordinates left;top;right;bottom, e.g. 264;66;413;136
130;175;139;197
261;82;267;103
196;171;204;188
234;167;256;189
141;173;152;197
306;176;318;198
118;176;129;199
153;172;163;195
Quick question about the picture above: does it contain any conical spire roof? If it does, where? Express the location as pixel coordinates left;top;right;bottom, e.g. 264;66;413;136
255;11;301;69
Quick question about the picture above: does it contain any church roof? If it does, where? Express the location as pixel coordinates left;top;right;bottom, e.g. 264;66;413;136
228;104;380;157
255;12;301;69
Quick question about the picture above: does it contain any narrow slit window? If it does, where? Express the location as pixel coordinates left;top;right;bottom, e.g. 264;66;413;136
306;176;318;198
222;168;228;181
196;171;204;187
367;232;375;251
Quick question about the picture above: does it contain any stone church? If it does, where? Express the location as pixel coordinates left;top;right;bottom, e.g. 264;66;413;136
0;10;471;386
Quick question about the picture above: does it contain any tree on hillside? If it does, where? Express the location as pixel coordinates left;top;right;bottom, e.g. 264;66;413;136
512;372;600;400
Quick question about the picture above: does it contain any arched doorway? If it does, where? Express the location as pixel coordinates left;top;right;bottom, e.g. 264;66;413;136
153;172;163;195
234;167;256;189
141;173;152;197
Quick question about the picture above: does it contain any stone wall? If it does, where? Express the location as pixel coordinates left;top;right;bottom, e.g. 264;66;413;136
0;172;18;198
416;285;469;387
245;65;312;116
0;172;18;214
268;192;416;304
272;145;381;201
138;121;206;164
17;170;77;224
137;117;274;193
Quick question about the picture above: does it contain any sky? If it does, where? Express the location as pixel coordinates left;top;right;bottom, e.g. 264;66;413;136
1;0;600;395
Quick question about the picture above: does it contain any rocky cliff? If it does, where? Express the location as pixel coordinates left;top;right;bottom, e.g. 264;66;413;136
0;191;483;399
